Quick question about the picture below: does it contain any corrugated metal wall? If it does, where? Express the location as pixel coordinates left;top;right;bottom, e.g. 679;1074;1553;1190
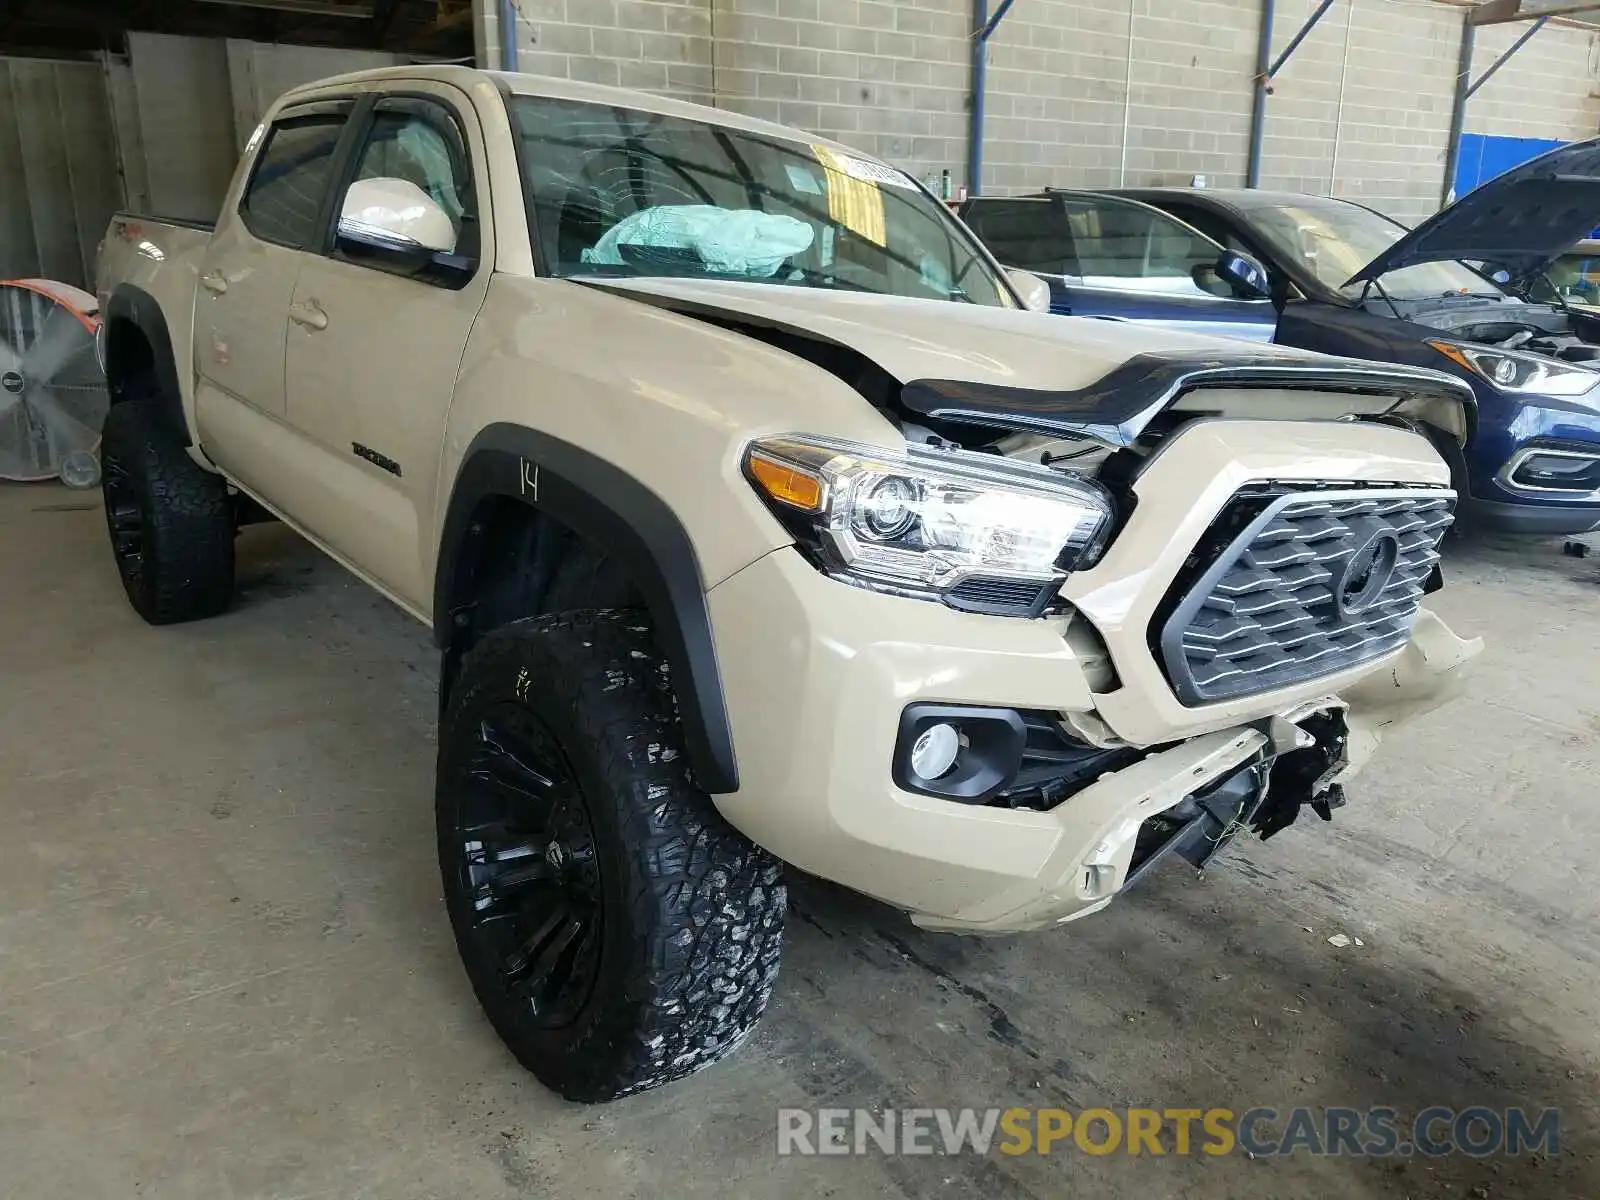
0;57;123;288
122;32;240;225
0;39;401;288
225;40;398;152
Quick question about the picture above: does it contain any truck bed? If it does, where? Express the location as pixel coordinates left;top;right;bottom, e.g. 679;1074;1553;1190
95;211;217;431
108;210;216;234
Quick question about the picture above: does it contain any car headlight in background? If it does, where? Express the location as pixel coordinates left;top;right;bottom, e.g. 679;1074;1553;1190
744;435;1113;616
1427;339;1599;397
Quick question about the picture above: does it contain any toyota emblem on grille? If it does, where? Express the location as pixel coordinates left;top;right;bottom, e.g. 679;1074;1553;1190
1333;529;1401;620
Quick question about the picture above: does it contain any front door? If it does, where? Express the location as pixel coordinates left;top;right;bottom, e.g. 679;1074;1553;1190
281;88;492;612
193;100;354;493
1048;195;1277;343
962;194;1277;343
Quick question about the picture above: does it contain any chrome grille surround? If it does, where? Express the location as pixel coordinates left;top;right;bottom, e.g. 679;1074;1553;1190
1157;487;1455;705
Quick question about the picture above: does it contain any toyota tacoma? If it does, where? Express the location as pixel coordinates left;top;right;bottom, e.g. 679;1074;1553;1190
95;66;1482;1102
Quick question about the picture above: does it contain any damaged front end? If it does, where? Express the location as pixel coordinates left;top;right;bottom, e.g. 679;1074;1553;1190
1113;606;1482;896
1122;709;1350;889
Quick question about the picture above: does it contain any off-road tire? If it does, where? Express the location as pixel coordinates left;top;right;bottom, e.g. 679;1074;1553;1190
100;400;234;624
437;609;785;1102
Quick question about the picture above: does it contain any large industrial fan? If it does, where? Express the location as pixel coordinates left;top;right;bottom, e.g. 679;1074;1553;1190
0;279;107;486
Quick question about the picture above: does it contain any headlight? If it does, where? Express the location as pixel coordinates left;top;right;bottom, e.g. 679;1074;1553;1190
744;435;1114;615
1427;339;1599;397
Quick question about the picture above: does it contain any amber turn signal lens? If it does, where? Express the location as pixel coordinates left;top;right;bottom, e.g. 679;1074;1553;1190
748;450;826;512
1426;340;1473;371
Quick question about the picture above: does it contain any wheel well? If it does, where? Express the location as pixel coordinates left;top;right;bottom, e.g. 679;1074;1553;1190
438;494;633;708
103;317;156;405
101;291;192;447
435;429;741;794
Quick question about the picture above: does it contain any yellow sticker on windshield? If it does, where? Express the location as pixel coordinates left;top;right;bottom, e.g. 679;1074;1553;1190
813;145;887;248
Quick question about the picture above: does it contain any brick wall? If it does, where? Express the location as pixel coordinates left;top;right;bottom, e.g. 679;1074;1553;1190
709;0;971;184
479;0;1600;222
1330;0;1461;222
1121;0;1259;191
1470;17;1600;142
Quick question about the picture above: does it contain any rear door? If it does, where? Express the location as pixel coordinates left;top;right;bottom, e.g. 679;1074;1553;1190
280;86;492;611
193;99;354;489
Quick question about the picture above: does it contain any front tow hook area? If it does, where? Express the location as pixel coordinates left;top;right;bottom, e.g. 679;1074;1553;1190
1120;709;1352;891
1120;753;1273;889
1116;608;1482;896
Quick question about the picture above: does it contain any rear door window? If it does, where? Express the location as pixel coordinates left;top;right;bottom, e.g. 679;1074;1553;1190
240;108;350;249
963;200;1077;276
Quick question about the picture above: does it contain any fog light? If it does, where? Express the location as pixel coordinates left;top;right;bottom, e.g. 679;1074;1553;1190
910;723;960;780
893;704;1027;802
1511;450;1600;491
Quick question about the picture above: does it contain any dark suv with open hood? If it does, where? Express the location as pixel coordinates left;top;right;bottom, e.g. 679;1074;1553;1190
1119;139;1600;535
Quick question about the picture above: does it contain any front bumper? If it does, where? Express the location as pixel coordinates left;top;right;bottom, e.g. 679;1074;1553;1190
706;419;1483;933
1459;496;1600;535
1465;390;1600;534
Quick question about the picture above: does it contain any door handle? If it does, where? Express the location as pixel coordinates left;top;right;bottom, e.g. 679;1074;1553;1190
200;271;228;295
288;299;328;331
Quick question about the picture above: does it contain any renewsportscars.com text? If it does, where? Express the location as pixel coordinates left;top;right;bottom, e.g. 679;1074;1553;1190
777;1106;1560;1158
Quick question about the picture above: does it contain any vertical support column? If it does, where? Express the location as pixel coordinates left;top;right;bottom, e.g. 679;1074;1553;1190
1441;15;1475;207
499;0;521;72
968;0;989;196
1246;0;1276;187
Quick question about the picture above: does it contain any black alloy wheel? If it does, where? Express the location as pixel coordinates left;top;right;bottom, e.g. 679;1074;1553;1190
451;704;604;1028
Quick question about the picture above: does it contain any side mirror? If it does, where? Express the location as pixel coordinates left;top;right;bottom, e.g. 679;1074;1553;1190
337;177;457;256
1214;249;1272;300
1006;268;1052;314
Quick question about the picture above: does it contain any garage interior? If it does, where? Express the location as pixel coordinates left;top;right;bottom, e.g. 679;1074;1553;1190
0;0;472;284
3;0;1600;1198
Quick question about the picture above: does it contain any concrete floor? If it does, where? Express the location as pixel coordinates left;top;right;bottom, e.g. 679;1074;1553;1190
2;480;1597;1200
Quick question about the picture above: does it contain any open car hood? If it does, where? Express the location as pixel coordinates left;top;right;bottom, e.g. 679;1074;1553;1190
1347;136;1600;286
585;276;1473;446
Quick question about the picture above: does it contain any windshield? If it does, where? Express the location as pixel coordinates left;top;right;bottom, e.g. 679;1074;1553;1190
507;96;1010;306
1544;246;1600;306
1227;194;1499;301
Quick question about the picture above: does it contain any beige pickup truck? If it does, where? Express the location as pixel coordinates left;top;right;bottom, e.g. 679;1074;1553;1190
95;65;1482;1101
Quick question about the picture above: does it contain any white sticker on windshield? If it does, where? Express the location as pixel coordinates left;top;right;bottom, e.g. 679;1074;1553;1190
785;164;823;195
815;147;916;190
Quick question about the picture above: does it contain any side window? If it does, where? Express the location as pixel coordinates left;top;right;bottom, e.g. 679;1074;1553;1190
240;111;349;248
963;200;1077;276
345;101;477;259
1163;203;1251;255
1065;200;1220;296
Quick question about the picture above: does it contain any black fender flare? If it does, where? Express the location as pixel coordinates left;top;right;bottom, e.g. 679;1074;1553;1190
435;424;739;794
102;284;192;447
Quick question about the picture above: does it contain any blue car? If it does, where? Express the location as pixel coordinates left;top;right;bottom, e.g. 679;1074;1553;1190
1110;145;1600;535
959;191;1279;343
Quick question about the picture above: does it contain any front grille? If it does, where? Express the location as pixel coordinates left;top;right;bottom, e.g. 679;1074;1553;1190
1156;487;1454;705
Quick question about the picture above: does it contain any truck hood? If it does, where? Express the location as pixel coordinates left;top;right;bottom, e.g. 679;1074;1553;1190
585;276;1474;446
1348;136;1600;286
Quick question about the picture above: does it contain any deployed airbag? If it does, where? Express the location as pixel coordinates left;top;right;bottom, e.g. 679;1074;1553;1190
582;205;815;277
